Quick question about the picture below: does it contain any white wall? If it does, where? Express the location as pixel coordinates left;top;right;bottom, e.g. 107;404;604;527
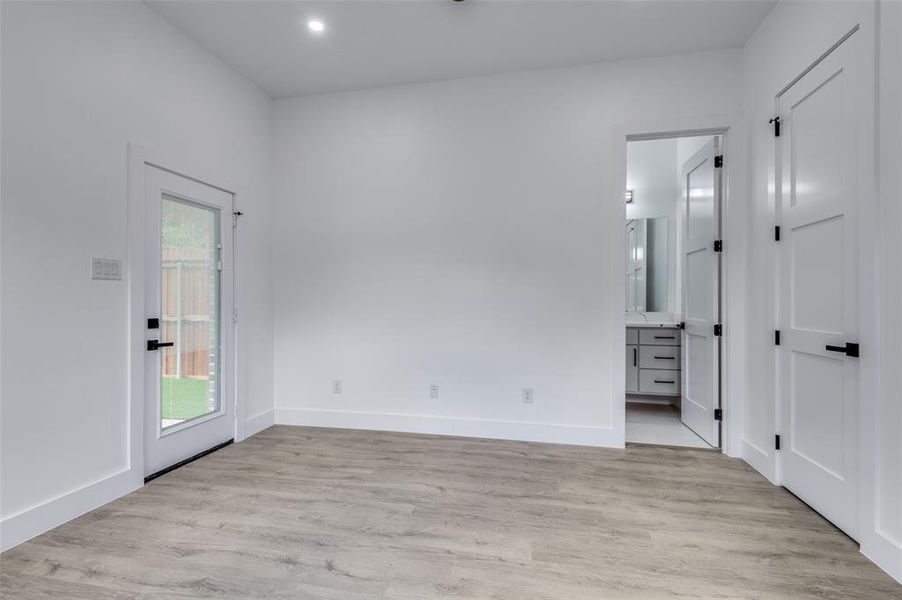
741;0;900;583
271;50;742;445
875;0;902;582
626;138;678;221
0;1;274;548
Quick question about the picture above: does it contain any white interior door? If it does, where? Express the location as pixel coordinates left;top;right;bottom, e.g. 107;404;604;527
144;165;235;477
777;37;859;539
680;138;721;447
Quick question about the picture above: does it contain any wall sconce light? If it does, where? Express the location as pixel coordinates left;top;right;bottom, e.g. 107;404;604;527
625;190;634;204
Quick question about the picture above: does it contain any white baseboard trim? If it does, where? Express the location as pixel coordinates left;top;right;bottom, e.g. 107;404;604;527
741;438;776;484
241;408;275;440
1;406;276;553
275;407;623;448
0;468;141;552
862;530;902;585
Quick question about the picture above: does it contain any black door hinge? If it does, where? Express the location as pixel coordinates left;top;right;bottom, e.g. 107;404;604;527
714;408;723;421
713;240;723;252
769;116;781;137
713;324;722;337
714;155;723;168
775;330;781;345
678;321;685;330
775;434;781;450
233;211;244;217
775;225;781;241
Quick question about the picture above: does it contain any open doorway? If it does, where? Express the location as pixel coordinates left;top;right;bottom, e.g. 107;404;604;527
624;134;723;449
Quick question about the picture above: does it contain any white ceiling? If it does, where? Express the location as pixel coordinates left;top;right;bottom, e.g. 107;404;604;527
147;0;775;99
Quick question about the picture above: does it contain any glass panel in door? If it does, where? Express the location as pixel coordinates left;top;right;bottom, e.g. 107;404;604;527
160;194;221;430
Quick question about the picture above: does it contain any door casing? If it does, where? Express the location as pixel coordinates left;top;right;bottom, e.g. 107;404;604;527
612;114;746;457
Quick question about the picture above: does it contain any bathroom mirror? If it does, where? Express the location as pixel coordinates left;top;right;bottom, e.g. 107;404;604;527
626;217;670;313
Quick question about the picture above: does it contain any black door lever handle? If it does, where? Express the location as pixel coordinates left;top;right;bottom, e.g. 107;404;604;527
825;342;859;357
147;340;175;351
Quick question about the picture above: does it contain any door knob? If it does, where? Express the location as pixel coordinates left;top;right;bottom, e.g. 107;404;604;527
147;340;175;351
825;342;859;357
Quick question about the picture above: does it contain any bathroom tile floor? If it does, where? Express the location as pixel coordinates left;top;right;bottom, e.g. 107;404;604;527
626;402;714;449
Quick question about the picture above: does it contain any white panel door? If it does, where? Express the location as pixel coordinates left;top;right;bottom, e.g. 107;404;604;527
777;37;859;539
144;165;235;477
680;138;721;447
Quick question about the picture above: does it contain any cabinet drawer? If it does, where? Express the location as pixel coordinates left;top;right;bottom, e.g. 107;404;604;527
626;327;639;344
639;369;680;395
626;345;639;393
639;328;680;346
639;346;680;370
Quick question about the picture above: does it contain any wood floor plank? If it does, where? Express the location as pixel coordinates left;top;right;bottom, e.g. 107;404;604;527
2;426;900;599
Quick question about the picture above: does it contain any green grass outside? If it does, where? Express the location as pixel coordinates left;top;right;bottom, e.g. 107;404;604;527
162;377;211;420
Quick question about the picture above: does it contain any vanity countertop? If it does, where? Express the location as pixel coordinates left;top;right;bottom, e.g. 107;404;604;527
626;321;681;328
626;313;681;328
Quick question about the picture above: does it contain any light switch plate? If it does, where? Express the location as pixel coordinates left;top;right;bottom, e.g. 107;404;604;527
92;257;122;280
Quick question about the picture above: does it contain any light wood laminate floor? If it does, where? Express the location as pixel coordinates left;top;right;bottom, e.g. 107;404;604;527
2;426;900;599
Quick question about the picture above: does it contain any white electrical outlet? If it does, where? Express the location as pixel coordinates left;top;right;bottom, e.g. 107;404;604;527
522;388;534;404
332;379;342;394
430;384;439;399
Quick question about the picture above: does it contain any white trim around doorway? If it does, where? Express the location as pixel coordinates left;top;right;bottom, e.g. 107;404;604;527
611;113;747;458
127;144;243;483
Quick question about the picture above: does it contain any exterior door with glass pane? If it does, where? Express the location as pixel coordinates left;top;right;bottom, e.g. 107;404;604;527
144;165;234;477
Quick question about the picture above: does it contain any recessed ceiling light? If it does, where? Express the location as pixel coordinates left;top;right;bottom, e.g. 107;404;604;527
307;19;325;33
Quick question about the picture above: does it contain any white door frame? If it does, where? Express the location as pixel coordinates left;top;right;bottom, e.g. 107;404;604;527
612;113;747;457
127;144;241;486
